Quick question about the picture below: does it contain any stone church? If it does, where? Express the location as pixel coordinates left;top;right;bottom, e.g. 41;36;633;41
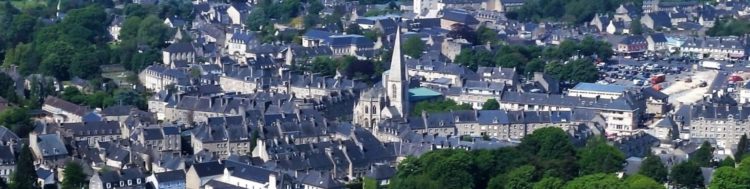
353;28;410;129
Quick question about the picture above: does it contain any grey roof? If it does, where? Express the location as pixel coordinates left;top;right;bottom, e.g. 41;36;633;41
0;126;19;143
60;121;121;137
641;87;668;100
327;35;374;47
37;168;53;179
36;133;69;157
365;164;396;180
442;9;478;25
205;180;246;189
153;170;186;183
571;82;628;94
500;91;637;111
101;105;136;116
476;66;516;81
649;33;668;43
0;145;14;161
162;126;180;135
689;104;750;120
229;164;275;183
303;29;333;41
620;35;647;45
192;161;224;177
654;117;676;129
164;42;195;53
647;12;673;28
142;128;164;140
44;96;89;116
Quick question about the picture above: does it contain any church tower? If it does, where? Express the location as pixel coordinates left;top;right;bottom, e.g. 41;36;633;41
386;28;409;119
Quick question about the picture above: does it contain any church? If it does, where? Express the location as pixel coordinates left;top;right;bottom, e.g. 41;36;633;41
353;28;410;129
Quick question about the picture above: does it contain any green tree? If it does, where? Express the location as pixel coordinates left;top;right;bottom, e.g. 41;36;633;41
482;99;500;110
402;36;425;59
62;162;87;189
136;15;170;48
670;161;704;189
477;25;497;45
533;177;564;189
411;99;473;116
563;173;625;189
10;145;38;189
719;157;736;168
638;154;668;183
0;107;32;137
736;134;748;162
630;19;643;35
245;10;269;31
692;141;714;167
505;165;536;189
709;166;750;189
624;174;665;189
518;127;578;180
525;59;545;76
577;137;625;175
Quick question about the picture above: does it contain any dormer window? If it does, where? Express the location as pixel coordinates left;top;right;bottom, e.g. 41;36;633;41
128;180;132;185
120;181;124;186
106;183;111;188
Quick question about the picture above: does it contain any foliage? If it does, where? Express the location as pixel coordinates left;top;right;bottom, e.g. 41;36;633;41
533;177;564;189
638;153;668;183
630;19;643;35
447;24;478;45
477;25;498;45
562;173;625;189
719;157;736;168
505;165;537;189
518;127;578;180
117;14;170;71
62;162;87;189
346;24;362;35
402;36;425;59
10;145;38;189
512;0;623;24
624;174;665;189
363;177;378;189
669;161;703;189
577;137;625;175
482;99;500;110
709;166;750;189
411;99;473;116
454;37;608;83
736;134;748;162
0;107;32;137
706;18;750;37
692;141;714;167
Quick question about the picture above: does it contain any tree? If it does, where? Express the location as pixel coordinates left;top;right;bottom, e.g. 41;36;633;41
577;137;625;175
736;134;748;162
482;99;500;110
670;161;704;189
345;24;362;35
308;0;324;15
402;36;425;59
525;59;545;76
518;127;578;180
0;107;32;137
719;157;736;168
504;165;536;189
533;177;564;189
630;19;643;35
62;162;87;189
477;25;497;45
411;99;473;116
10;145;37;189
692;141;714;167
245;10;269;31
447;24;478;45
709;166;750;189
638;154;668;183
624;174;665;189
563;173;625;189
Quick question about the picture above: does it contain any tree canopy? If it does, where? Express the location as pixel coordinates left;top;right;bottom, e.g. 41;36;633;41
482;99;500;110
10;145;37;189
62;162;87;189
577;137;625;175
638;153;668;183
402;36;425;59
511;0;627;24
411;99;473;116
670;161;704;189
706;18;750;37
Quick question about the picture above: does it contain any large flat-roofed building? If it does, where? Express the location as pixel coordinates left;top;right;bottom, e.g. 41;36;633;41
568;83;629;99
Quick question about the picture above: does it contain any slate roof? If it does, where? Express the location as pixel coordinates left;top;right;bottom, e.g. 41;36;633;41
37;168;53;179
153;170;186;183
327;35;374;47
620;35;647;45
36;133;69;157
44;96;89;116
303;29;333;41
101;105;136;116
205;180;246;189
0;126;19;144
442;9;479;25
192;161;224;177
646;12;673;28
60;121;121;137
649;33;668;43
142;128;164;140
0;145;14;162
500;91;637;111
365;164;396;180
229;163;275;183
164;42;195;53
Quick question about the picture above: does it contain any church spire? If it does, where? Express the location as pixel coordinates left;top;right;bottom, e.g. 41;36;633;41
388;27;406;82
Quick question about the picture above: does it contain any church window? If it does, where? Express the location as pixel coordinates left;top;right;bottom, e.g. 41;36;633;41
392;85;397;98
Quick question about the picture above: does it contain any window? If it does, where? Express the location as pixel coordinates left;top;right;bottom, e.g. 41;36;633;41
137;179;141;184
106;183;111;188
128;180;132;185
